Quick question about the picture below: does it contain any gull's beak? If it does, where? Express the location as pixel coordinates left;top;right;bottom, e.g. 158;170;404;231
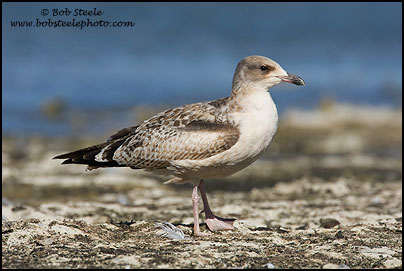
277;73;305;86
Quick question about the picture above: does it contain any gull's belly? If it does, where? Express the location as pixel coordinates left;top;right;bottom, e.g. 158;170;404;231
169;92;279;180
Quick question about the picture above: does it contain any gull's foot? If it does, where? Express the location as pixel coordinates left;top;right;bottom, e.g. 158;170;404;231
193;226;211;237
205;215;236;232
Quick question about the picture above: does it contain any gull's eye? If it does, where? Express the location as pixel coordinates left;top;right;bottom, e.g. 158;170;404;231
260;65;268;71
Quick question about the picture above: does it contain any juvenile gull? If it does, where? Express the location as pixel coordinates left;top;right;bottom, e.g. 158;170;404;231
53;55;305;237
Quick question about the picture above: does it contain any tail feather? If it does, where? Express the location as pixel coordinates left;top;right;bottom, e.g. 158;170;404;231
54;125;139;170
53;142;108;160
53;141;126;170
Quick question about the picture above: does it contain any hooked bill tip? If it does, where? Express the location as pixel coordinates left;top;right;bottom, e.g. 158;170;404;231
279;73;305;86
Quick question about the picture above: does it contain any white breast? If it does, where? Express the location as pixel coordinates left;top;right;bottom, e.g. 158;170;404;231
222;90;278;164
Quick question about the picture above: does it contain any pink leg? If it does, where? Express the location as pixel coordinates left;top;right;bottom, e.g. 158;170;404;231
192;182;210;237
198;180;235;231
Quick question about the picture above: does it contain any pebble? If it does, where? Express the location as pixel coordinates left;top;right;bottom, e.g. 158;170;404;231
320;218;340;228
264;262;275;269
335;230;344;239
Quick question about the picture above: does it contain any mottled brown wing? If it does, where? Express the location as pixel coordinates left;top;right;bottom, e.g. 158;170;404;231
54;99;237;171
112;101;239;169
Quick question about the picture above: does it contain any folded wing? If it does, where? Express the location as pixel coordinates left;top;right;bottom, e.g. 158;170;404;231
54;100;239;171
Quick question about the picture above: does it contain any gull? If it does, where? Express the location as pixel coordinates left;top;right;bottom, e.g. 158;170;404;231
53;55;305;237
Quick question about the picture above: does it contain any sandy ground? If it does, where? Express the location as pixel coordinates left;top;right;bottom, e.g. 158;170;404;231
2;104;402;269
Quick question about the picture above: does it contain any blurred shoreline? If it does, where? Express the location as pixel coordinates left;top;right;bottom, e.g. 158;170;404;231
2;100;403;139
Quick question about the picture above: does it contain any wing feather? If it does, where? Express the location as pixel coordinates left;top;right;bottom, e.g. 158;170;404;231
54;98;238;171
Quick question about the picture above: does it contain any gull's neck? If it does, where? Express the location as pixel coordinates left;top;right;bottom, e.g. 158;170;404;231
227;82;275;113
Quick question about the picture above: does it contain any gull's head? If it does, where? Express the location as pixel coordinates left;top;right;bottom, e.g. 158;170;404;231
232;55;305;92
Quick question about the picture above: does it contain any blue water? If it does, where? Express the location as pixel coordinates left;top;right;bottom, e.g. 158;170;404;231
2;3;402;136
